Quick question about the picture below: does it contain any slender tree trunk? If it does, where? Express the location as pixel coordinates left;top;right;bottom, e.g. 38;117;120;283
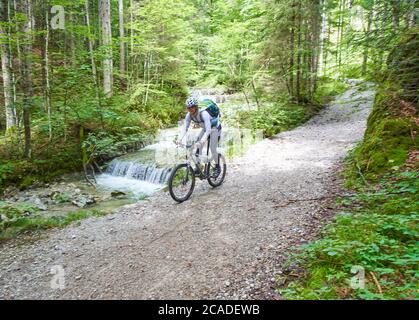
119;0;125;74
336;0;342;67
130;0;134;58
406;0;416;28
324;18;330;76
304;27;310;99
251;79;260;110
337;0;346;73
99;0;113;97
144;52;152;107
318;0;327;76
296;2;302;103
12;0;22;129
289;15;295;97
362;8;372;76
312;0;322;96
70;13;76;65
21;0;33;158
44;2;52;141
0;0;16;132
391;0;400;30
85;0;98;86
8;0;18;126
85;0;103;126
128;0;135;89
377;1;388;70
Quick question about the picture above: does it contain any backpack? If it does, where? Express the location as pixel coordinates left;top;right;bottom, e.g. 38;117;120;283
201;98;220;118
195;98;220;127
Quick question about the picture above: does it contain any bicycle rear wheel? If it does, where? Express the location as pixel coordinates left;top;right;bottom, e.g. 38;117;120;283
168;164;195;202
207;154;226;187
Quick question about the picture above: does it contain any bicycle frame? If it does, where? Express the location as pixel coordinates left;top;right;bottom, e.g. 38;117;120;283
177;141;212;180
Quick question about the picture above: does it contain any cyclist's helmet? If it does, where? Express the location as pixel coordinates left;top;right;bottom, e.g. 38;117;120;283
186;97;199;109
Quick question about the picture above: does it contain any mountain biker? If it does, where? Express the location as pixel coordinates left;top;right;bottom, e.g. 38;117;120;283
177;97;222;178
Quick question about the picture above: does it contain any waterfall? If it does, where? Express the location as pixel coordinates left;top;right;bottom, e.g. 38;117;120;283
106;159;172;185
189;88;229;104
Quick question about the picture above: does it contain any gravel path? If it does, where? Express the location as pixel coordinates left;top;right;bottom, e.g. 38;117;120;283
0;82;375;300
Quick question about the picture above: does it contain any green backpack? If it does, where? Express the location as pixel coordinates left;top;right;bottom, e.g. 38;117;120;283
200;99;220;127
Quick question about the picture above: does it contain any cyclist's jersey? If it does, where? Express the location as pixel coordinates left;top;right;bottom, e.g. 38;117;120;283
181;109;221;143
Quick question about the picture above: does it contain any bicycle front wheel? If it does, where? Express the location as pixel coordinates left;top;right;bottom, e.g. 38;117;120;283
168;164;195;203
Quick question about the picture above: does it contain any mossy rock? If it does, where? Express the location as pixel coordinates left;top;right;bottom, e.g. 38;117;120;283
347;89;418;184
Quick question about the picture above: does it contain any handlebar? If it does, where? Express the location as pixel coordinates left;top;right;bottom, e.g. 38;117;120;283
174;140;199;149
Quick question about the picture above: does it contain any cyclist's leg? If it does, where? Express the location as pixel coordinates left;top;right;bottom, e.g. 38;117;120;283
196;129;204;156
193;129;205;169
209;127;221;164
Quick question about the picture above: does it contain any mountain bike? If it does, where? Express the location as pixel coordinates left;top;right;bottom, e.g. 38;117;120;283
168;139;226;203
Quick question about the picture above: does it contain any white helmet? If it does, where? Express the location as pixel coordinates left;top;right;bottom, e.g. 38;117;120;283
186;97;199;108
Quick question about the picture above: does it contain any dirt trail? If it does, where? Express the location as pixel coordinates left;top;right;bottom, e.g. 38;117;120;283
0;81;375;299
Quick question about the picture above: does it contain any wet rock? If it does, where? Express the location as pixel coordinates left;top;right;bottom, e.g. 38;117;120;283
71;194;95;208
111;190;127;198
26;196;47;211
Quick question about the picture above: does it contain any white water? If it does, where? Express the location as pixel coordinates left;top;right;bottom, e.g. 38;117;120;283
96;155;173;196
96;174;163;196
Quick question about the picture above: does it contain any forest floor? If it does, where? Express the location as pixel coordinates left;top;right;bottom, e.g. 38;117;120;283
0;81;375;299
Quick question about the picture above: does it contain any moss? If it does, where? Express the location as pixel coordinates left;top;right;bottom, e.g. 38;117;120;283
345;89;418;186
0;207;107;241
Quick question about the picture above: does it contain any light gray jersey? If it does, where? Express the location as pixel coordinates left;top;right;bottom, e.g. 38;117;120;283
181;109;212;143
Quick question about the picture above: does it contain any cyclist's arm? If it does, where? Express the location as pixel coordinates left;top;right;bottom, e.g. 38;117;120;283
199;111;212;143
179;113;191;143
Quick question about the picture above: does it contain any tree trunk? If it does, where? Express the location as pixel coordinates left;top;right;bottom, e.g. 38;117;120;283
70;13;76;65
312;0;323;96
337;0;346;74
362;8;372;76
318;0;327;76
406;0;416;28
119;0;125;74
85;0;103;125
12;0;22;129
0;0;16;132
21;0;33;158
251;79;260;110
99;0;113;97
45;3;52;141
289;8;295;97
296;2;302;103
391;0;400;30
144;52;152;107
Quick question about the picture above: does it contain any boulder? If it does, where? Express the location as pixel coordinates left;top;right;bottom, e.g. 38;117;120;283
111;190;127;198
26;196;47;211
71;194;96;208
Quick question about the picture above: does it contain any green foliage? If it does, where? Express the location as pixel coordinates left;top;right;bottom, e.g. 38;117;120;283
344;90;418;187
230;77;348;137
51;192;71;204
233;103;308;138
314;77;350;104
278;171;419;300
0;203;107;241
0;162;15;186
137;193;149;201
